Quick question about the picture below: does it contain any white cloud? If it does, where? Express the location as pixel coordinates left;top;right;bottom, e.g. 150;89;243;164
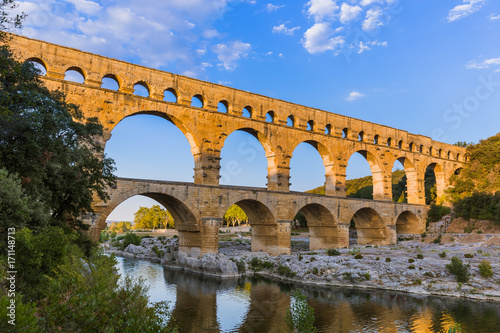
65;0;101;15
489;14;500;21
15;0;236;76
362;7;383;31
302;22;344;54
306;0;339;22
339;3;362;24
346;91;365;101
266;3;284;12
213;41;251;70
358;40;388;53
272;23;300;35
466;58;500;69
447;0;485;23
359;0;380;6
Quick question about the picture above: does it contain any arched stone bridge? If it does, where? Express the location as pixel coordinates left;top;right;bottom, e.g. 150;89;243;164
8;34;467;255
96;178;427;256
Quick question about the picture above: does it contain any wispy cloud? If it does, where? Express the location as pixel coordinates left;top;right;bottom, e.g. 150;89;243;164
272;23;300;35
466;58;500;69
489;14;500;21
447;0;485;23
346;91;365;101
213;41;252;71
266;3;284;12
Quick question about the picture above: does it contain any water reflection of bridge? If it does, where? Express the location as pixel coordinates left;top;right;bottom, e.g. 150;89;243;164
162;268;495;333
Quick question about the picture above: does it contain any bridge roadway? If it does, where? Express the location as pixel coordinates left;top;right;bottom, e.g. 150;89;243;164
89;177;428;256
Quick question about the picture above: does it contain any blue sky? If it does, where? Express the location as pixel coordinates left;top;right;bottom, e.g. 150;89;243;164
15;0;500;221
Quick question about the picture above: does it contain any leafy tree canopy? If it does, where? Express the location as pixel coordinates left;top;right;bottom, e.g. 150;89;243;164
223;204;248;226
133;205;174;230
0;35;115;230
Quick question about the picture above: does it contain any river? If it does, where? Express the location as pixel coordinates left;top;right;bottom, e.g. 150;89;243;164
116;256;500;332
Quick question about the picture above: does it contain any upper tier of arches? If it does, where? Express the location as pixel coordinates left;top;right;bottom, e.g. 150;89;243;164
12;31;467;164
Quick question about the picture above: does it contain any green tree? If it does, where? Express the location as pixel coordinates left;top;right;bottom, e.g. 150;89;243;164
133;205;174;230
0;35;116;230
285;290;317;333
223;204;248;227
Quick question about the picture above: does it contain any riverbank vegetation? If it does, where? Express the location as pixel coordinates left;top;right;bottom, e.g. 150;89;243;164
0;10;176;331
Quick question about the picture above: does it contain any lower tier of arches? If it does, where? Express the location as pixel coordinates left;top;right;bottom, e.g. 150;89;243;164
86;178;428;257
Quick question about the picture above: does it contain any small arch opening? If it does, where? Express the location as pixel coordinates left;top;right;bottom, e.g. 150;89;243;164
438;149;443;158
387;137;392;147
191;94;204;108
287;115;295;127
242;106;252;118
64;67;85;83
306;120;314;131
419;145;424;153
398;140;403;149
373;135;379;144
265;111;275;123
133;82;150;97
164;88;177;103
26;58;47;76
101;74;120;91
325;124;332;135
456;153;461;161
409;142;414;151
218;100;229;113
342;128;349;138
358;131;365;142
429;147;433;156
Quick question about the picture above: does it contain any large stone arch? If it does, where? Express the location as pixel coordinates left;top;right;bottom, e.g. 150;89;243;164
346;149;385;200
390;156;419;204
289;139;336;195
108;110;201;156
219;127;276;187
395;211;423;234
98;189;201;232
350;207;387;245
294;203;342;250
229;198;289;255
425;162;446;202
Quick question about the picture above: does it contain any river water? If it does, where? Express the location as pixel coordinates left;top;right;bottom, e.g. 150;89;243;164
116;256;500;333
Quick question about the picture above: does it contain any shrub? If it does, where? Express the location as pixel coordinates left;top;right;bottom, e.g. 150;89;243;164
285;290;317;333
234;259;246;274
354;254;363;259
417;254;424;259
375;257;380;261
408;258;415;263
298;254;303;261
151;245;164;258
427;204;451;222
364;273;371;280
464;253;474;258
413;279;422;285
464;225;475;233
277;265;295;277
446;256;471;283
385;258;391;263
478;260;493;278
121;233;141;251
439;251;447;258
409;265;416;270
310;257;316;262
312;267;319;275
433;234;442;244
262;261;274;269
326;249;341;256
172;235;178;239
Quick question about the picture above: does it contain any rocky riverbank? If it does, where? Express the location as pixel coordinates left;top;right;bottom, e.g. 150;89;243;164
105;234;500;302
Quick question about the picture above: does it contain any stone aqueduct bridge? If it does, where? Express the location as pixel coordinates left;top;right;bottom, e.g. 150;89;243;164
10;34;467;256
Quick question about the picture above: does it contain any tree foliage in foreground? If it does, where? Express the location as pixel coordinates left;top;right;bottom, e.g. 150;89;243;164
0;36;115;231
285;290;317;333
